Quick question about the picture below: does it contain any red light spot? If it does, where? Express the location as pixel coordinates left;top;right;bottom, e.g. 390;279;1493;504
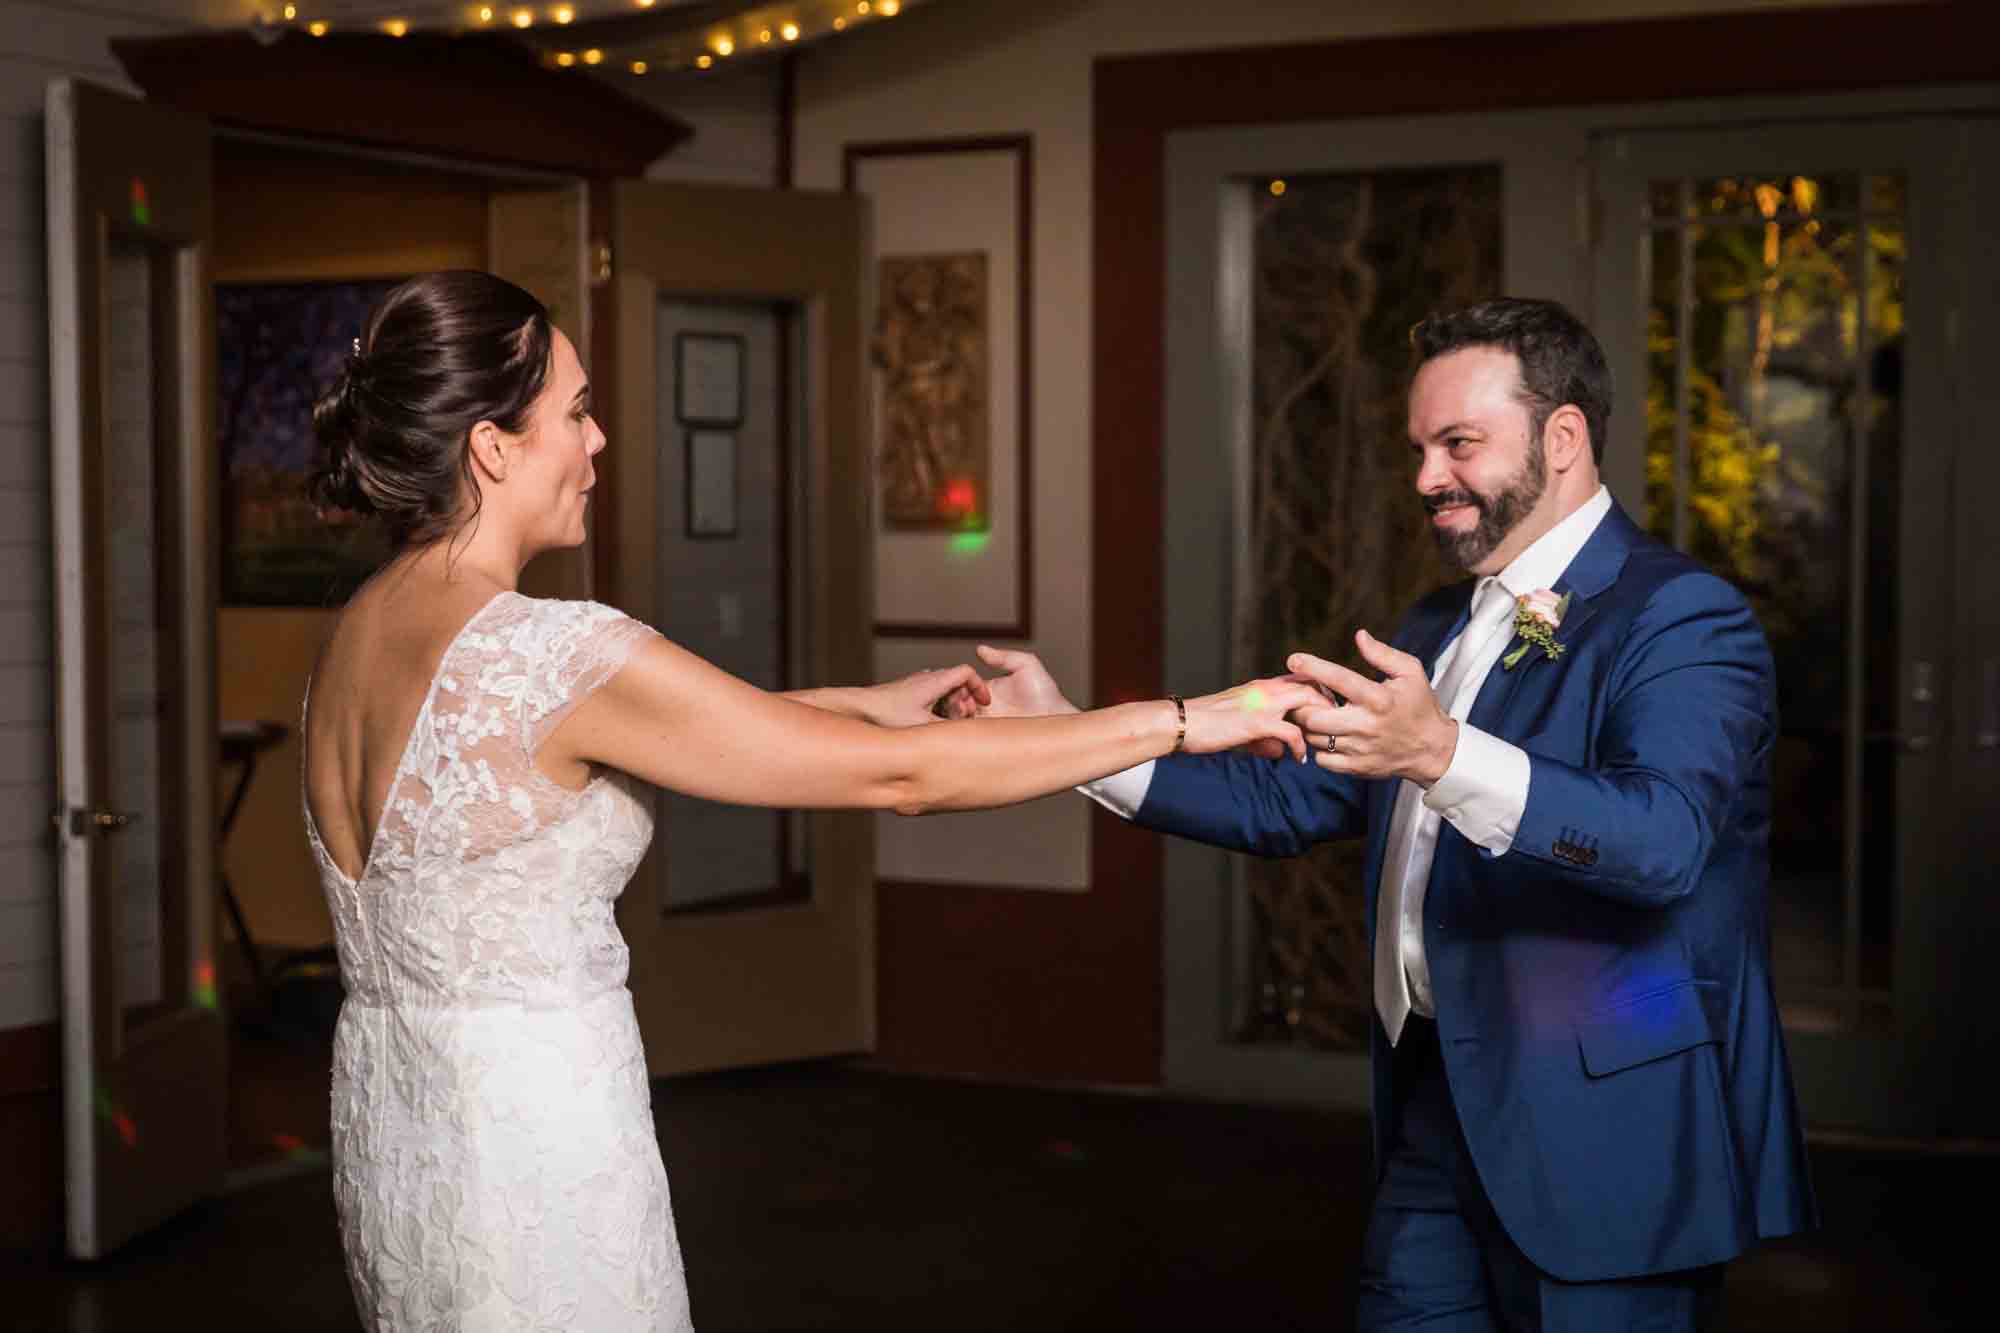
195;960;216;987
113;1113;137;1148
939;478;976;515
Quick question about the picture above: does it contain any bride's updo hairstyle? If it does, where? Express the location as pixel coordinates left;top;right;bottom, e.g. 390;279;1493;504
310;270;554;548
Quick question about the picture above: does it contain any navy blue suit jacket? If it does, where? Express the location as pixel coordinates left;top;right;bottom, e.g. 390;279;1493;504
1134;503;1815;1281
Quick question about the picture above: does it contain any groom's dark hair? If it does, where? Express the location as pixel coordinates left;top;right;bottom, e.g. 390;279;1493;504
1411;298;1612;465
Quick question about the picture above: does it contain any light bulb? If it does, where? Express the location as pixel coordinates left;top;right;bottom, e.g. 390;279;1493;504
556;51;575;66
781;22;799;40
583;48;603;64
880;0;899;12
553;5;574;24
697;53;713;67
714;37;734;55
381;18;408;36
512;8;533;27
308;20;328;35
631;59;648;73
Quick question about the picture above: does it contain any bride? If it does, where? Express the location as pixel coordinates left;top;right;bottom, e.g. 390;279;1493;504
299;271;1312;1331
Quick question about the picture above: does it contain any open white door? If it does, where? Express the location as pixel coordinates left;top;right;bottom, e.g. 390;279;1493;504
47;78;223;1258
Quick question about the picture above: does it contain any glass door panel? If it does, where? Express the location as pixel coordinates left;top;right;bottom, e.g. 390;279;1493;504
1643;172;1906;1031
1595;118;1963;1133
1235;164;1502;1051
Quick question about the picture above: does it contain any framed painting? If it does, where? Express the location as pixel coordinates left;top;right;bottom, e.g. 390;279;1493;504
217;279;399;606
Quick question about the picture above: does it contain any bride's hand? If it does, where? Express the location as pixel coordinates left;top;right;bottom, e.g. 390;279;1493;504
1178;678;1319;761
860;665;992;728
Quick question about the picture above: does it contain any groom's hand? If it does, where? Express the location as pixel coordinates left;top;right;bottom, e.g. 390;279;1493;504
963;645;1079;718
1285;630;1459;786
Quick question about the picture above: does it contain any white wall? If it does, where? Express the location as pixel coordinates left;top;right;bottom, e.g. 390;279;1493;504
640;62;785;188
0;3;174;1033
790;0;1903;888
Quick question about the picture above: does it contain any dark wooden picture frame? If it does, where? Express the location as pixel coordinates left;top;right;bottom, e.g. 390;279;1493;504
684;429;738;539
843;134;1034;640
673;330;745;428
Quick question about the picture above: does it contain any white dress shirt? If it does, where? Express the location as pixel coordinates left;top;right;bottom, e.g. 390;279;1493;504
1082;487;1615;1023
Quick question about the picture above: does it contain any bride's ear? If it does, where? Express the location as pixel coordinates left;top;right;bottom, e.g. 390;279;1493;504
468;420;509;484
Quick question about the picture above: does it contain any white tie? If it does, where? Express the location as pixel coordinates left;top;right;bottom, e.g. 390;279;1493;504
1373;579;1517;1045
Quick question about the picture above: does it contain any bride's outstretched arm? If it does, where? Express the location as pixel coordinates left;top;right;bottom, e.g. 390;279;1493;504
549;635;1313;816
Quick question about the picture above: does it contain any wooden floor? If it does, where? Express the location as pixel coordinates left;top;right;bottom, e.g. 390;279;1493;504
2;1005;1987;1331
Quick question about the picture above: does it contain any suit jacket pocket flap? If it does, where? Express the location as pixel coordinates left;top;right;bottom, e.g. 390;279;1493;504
1575;980;1717;1077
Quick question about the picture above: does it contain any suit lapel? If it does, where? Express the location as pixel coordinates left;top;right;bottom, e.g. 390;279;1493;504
1465;502;1636;736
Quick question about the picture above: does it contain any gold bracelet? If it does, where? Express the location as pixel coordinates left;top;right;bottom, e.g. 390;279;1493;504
1169;694;1186;753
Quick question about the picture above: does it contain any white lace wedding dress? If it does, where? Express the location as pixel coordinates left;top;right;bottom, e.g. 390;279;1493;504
304;592;693;1332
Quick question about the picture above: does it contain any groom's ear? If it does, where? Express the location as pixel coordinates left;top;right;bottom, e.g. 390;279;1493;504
1543;403;1590;473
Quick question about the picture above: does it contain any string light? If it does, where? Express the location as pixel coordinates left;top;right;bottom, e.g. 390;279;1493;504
696;53;713;67
282;4;296;19
552;4;575;23
476;5;494;22
636;0;656;6
781;22;800;40
555;51;575;65
1269;179;1287;197
714;36;734;55
759;28;772;43
308;20;328;35
381;18;409;36
881;0;900;13
630;59;648;73
833;16;846;29
582;48;603;64
858;2;871;13
512;8;533;26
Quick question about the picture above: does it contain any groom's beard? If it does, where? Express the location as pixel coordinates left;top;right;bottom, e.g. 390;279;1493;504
1425;441;1548;571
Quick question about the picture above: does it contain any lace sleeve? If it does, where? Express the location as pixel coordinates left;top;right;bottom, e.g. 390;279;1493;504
512;599;662;756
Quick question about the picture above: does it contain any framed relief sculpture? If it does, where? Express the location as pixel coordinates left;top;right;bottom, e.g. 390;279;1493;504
845;135;1032;639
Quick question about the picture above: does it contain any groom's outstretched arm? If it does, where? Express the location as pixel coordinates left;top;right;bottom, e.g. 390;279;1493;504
1128;749;1369;858
970;646;1369;859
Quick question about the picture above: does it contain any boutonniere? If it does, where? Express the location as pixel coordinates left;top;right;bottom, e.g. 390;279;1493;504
1501;589;1571;670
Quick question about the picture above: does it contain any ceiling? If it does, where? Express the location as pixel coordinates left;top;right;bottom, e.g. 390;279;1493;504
82;0;932;77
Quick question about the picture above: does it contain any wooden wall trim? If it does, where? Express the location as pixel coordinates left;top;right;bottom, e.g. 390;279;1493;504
1085;1;1999;1085
873;880;1156;1085
1093;2;2000;135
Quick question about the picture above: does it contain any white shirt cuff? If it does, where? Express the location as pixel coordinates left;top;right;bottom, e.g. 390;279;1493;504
1078;760;1156;821
1423;725;1529;855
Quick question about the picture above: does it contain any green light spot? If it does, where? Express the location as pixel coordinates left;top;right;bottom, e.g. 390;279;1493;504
1240;687;1266;712
950;531;989;556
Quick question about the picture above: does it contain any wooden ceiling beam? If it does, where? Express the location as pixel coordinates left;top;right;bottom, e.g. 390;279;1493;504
111;30;692;177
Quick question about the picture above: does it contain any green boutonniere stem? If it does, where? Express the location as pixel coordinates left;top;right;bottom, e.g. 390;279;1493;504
1501;591;1572;671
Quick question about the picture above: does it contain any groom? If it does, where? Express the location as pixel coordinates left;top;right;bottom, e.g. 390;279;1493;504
975;298;1814;1329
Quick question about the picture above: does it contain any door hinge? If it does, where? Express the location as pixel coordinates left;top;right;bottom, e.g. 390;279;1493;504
591;240;613;286
54;807;140;837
